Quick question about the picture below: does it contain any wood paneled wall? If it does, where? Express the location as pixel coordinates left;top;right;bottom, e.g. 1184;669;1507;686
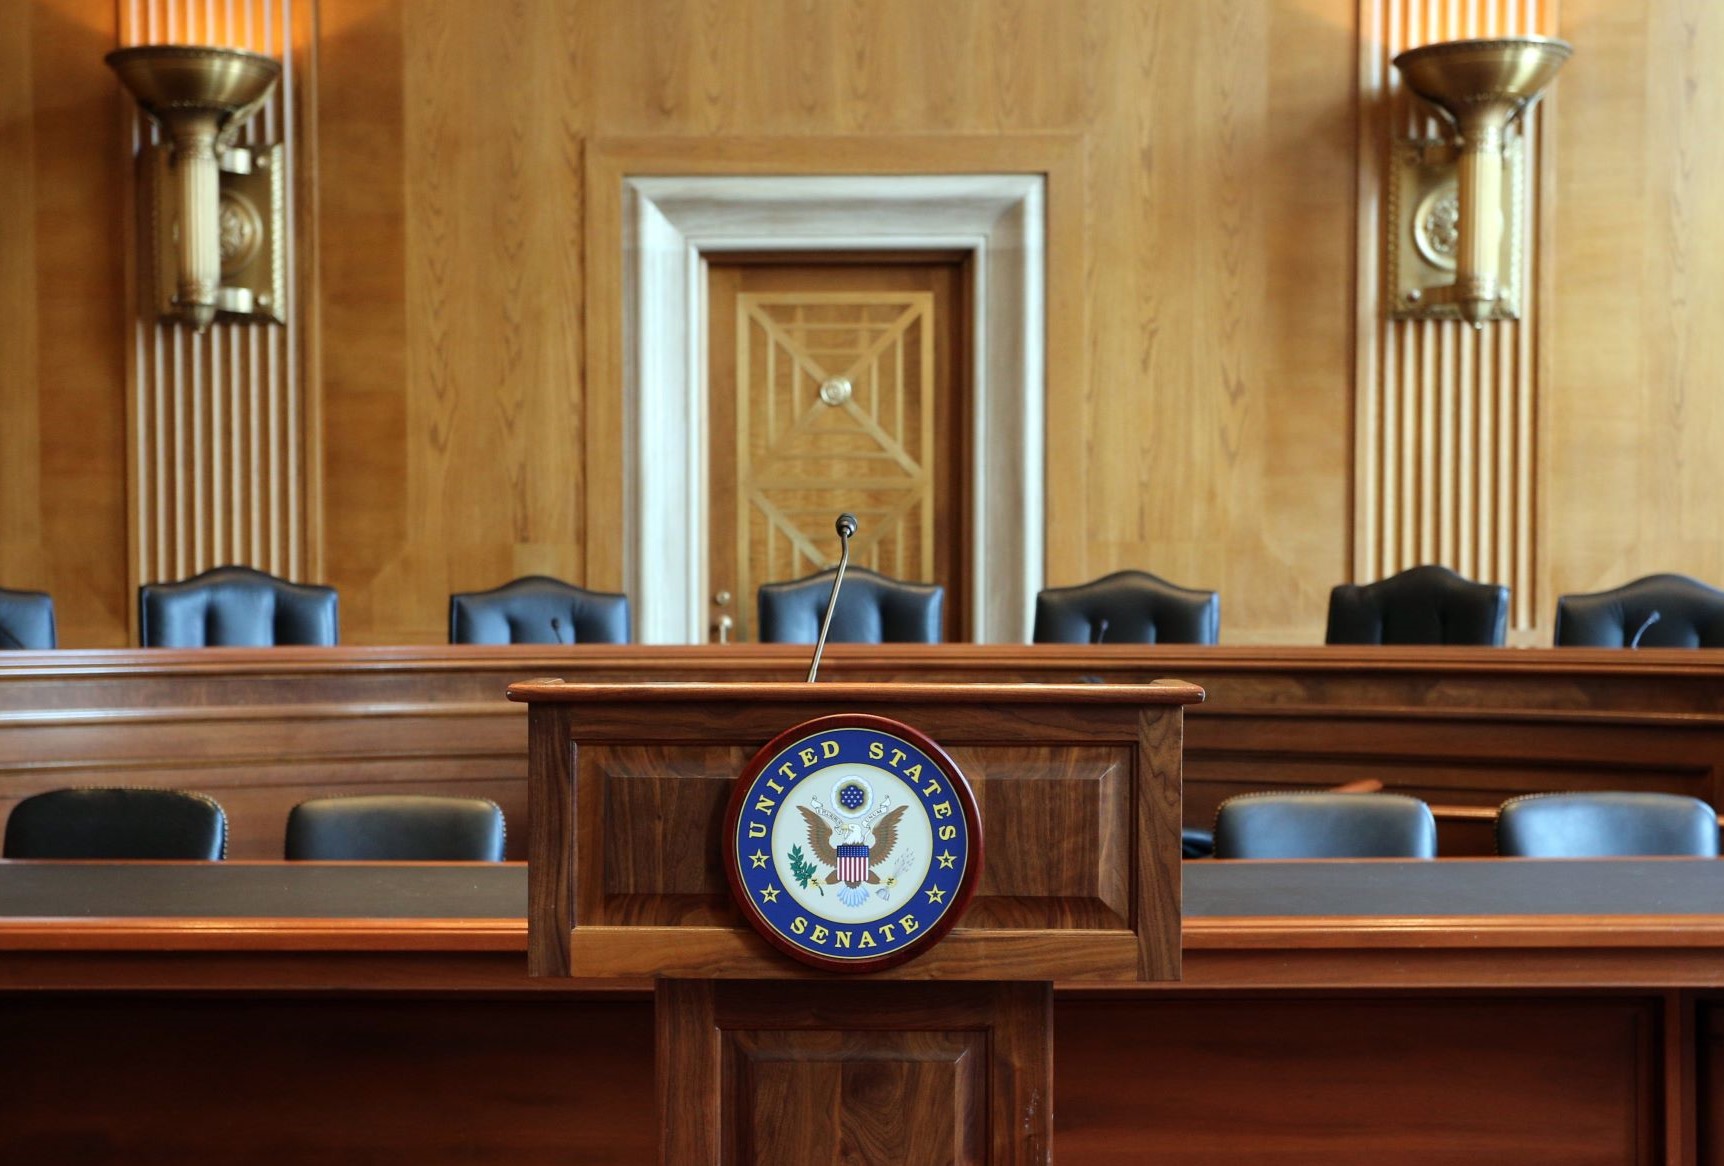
118;0;317;616
3;2;1722;645
316;0;1358;645
1545;0;1724;618
0;0;129;647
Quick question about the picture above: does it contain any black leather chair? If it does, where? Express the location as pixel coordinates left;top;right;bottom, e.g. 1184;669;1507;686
1553;574;1724;648
285;795;506;861
1212;792;1438;859
0;586;55;650
3;788;227;859
139;565;338;647
449;576;630;645
757;567;943;644
1496;792;1720;858
1033;570;1220;645
1325;564;1508;646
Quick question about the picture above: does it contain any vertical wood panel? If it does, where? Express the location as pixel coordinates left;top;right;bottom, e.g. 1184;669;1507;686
1547;0;1724;625
0;0;129;647
119;0;313;620
1357;0;1555;632
10;2;1724;649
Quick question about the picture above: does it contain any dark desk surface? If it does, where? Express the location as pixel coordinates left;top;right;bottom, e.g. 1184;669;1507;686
3;857;1722;920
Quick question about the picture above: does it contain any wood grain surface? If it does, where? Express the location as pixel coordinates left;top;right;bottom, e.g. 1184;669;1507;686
5;643;1724;862
4;3;1724;650
0;959;1706;1164
660;978;1050;1166
519;682;1189;982
0;0;129;647
0;862;1721;1161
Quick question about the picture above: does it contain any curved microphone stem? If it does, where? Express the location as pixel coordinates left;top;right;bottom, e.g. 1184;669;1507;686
1629;610;1661;649
807;514;857;683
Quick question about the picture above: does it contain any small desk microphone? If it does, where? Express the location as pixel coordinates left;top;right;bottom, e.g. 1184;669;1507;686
550;617;567;645
1092;618;1110;645
1629;610;1661;649
807;513;858;683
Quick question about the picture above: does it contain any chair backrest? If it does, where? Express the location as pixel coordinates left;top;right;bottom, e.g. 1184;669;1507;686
1553;574;1724;648
1212;792;1438;859
1326;564;1508;646
3;788;227;859
449;576;630;645
140;566;338;647
756;567;944;644
0;587;55;650
1032;570;1219;645
1496;792;1720;858
285;795;506;861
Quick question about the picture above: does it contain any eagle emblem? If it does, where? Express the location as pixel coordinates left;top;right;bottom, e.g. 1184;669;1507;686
797;786;910;907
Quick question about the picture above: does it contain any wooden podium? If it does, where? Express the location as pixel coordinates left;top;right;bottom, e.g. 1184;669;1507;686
509;681;1200;1164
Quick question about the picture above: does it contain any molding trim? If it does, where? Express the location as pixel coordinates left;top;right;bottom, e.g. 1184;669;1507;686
622;174;1046;644
1354;0;1555;632
119;0;313;617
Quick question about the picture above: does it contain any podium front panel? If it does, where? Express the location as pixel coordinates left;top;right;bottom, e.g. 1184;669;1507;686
511;682;1199;983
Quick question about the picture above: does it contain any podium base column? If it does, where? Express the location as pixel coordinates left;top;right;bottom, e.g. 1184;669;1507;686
657;978;1053;1165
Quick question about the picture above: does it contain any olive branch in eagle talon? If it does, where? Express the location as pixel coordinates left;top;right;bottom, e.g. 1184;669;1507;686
798;802;909;907
785;845;824;895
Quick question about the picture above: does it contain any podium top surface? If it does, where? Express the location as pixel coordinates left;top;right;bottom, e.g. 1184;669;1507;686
505;679;1206;705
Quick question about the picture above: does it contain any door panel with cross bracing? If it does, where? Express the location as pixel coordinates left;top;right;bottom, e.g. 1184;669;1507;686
708;258;970;643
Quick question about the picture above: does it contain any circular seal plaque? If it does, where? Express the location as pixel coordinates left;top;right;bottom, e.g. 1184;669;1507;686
724;714;983;973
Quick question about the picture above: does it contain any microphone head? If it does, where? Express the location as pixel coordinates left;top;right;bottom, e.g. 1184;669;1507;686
836;513;858;539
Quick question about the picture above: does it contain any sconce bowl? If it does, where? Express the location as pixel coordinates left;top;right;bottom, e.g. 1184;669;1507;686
105;45;280;126
1393;36;1572;127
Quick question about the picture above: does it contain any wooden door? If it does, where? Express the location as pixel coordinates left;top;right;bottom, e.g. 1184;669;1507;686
708;255;970;643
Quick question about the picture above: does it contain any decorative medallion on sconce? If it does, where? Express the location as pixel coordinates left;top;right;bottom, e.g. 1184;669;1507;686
1412;185;1460;271
818;377;853;407
107;45;287;331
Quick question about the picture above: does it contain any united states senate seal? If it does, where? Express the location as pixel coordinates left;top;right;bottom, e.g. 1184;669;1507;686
723;714;983;973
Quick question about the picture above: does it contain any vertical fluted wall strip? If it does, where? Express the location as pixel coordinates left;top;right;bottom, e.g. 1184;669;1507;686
1356;0;1552;631
121;0;307;621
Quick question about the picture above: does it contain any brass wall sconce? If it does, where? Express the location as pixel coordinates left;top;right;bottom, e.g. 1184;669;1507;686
1389;36;1572;327
106;45;285;332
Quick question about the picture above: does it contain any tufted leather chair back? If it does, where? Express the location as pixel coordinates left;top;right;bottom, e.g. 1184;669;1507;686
1033;570;1219;644
1497;792;1719;858
1553;574;1724;648
1213;792;1438;859
757;567;944;644
139;566;338;647
1326;564;1508;646
449;576;630;645
286;795;506;861
0;587;55;650
3;787;227;859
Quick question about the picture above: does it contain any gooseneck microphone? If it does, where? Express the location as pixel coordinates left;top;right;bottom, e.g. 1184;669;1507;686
806;513;858;683
1629;610;1661;649
549;617;567;645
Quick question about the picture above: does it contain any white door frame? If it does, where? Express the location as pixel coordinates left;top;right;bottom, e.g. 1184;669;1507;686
623;174;1045;644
